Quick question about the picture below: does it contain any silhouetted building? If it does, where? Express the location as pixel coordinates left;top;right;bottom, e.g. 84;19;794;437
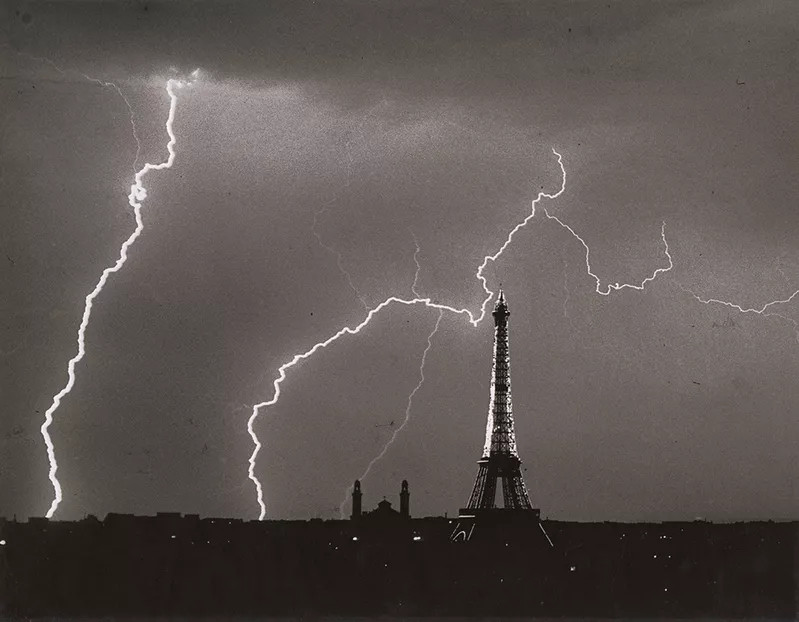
363;498;400;520
351;479;362;519
352;480;411;521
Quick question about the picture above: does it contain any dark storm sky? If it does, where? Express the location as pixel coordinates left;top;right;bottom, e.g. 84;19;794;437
2;0;798;522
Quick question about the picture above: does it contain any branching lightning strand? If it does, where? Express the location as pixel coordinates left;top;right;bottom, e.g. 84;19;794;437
310;107;386;313
16;51;141;171
678;283;799;343
410;229;423;297
338;309;444;517
312;204;369;312
542;211;672;295
246;147;674;519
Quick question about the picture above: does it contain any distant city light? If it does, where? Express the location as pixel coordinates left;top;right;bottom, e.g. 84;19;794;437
352;536;358;541
569;566;576;572
0;540;6;545
413;535;422;541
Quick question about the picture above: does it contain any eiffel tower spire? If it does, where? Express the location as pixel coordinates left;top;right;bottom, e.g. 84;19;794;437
464;290;534;512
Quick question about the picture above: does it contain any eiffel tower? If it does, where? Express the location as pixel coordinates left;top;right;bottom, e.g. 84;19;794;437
458;290;539;521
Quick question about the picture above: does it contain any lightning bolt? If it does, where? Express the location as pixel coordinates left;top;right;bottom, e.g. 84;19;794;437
678;283;799;343
39;73;196;519
542;211;673;295
312;192;369;312
338;308;444;517
247;147;674;519
311;104;388;313
410;229;423;297
467;150;569;326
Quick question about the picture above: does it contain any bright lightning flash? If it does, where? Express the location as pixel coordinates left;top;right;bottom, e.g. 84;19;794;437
40;73;197;519
247;148;674;520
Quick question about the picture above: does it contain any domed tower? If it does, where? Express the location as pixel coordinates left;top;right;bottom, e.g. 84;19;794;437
400;480;410;518
351;480;362;519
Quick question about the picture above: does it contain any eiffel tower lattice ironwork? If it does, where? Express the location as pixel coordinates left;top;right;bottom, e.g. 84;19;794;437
463;290;535;512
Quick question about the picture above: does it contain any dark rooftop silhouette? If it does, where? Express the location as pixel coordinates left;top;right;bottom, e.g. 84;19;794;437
1;511;797;617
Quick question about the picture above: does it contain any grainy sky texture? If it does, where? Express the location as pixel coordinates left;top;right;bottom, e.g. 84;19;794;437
1;0;798;522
